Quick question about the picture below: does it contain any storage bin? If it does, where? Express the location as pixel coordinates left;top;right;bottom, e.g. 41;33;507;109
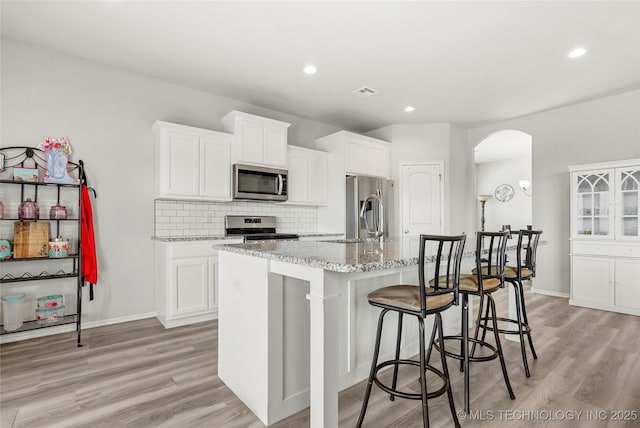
36;305;65;324
1;293;25;331
37;294;64;309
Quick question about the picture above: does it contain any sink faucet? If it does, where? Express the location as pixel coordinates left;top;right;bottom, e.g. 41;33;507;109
360;191;384;238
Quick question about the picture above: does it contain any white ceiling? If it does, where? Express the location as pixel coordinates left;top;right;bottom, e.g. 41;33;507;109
2;1;639;132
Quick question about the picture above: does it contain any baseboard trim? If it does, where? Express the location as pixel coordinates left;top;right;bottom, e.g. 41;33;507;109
531;287;569;299
0;312;158;344
83;312;158;329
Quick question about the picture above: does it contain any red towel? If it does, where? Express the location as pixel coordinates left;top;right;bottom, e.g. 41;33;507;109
81;184;98;288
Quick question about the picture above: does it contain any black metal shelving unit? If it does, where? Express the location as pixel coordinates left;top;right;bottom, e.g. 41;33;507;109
0;146;87;347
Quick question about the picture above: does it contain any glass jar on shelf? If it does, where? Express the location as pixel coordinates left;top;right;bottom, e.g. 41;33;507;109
49;204;68;220
18;198;39;220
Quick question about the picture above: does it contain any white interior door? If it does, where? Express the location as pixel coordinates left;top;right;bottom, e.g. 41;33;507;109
400;163;443;236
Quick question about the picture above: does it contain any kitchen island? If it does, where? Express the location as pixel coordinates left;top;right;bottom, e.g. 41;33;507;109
215;237;521;427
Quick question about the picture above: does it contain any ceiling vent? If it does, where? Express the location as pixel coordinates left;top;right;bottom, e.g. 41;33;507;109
352;86;379;98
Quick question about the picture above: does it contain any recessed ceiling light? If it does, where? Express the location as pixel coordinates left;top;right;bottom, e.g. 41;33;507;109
303;64;317;75
404;106;415;112
568;47;587;58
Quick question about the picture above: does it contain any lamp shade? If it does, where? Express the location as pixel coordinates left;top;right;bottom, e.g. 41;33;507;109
477;194;492;202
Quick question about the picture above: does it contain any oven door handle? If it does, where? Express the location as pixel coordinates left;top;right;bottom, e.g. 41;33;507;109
277;174;284;195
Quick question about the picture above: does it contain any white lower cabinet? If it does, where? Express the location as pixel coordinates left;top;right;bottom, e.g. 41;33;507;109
570;241;640;315
155;240;240;328
614;258;640;311
571;255;611;306
171;256;214;318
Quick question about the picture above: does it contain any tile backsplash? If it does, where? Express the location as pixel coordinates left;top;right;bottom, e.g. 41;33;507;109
154;200;318;237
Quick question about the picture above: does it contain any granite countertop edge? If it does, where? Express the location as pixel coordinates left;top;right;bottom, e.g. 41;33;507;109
151;232;343;242
213;239;534;273
213;244;419;273
152;235;237;242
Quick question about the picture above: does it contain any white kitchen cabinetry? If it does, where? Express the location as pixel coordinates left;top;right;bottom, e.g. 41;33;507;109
569;158;640;315
155;239;241;328
614;258;640;311
365;140;391;178
221;110;291;169
317;131;391;179
285;145;329;206
153;121;232;201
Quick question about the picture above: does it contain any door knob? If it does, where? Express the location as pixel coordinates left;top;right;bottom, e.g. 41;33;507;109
404;230;409;234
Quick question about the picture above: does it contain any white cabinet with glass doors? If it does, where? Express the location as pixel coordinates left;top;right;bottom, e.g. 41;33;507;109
570;160;640;240
569;158;640;315
617;168;640;239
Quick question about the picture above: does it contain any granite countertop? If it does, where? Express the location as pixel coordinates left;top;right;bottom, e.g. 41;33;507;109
215;237;524;273
152;235;241;242
151;232;343;242
298;233;344;238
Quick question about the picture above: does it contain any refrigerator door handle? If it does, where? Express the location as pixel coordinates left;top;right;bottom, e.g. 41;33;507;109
360;194;384;237
359;199;370;232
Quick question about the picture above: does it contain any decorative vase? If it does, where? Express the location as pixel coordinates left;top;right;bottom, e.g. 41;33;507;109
40;137;76;184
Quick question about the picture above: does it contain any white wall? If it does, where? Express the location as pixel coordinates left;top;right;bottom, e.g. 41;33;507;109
449;124;471;234
476;156;532;232
468;90;640;295
367;123;471;235
0;38;340;325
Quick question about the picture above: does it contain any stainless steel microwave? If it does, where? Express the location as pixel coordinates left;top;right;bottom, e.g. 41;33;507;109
233;164;288;201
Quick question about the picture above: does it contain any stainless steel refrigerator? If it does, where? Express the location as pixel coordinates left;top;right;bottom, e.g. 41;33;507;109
346;175;395;239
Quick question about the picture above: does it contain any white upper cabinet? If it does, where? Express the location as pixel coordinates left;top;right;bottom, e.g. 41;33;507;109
570;159;640;240
317;131;391;179
366;140;391;178
345;136;368;175
286;145;329;206
153;121;232;201
617;167;640;240
221;111;291;169
571;167;614;239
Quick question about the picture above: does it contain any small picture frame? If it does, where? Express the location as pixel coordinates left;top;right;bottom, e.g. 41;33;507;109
13;167;39;182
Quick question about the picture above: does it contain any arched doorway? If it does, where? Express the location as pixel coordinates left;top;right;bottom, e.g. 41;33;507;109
474;130;532;232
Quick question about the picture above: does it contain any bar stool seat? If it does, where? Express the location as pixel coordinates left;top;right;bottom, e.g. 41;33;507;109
431;274;502;293
356;234;466;428
503;266;534;278
368;285;454;312
472;266;533;278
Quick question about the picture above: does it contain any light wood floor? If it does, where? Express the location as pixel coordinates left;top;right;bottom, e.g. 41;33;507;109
1;286;639;427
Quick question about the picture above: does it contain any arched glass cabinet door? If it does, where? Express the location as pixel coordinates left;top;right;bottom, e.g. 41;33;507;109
618;169;640;238
576;171;611;237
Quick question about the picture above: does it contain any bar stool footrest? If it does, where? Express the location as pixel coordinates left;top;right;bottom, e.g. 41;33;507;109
433;335;498;362
373;359;448;400
478;317;531;335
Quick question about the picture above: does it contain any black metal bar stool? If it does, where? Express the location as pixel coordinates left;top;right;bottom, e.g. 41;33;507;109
476;229;542;377
431;231;515;413
356;234;466;428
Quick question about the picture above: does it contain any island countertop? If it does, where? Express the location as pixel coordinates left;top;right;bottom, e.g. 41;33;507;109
214;237;523;273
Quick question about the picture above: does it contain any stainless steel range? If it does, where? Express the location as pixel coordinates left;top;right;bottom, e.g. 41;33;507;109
225;215;298;242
